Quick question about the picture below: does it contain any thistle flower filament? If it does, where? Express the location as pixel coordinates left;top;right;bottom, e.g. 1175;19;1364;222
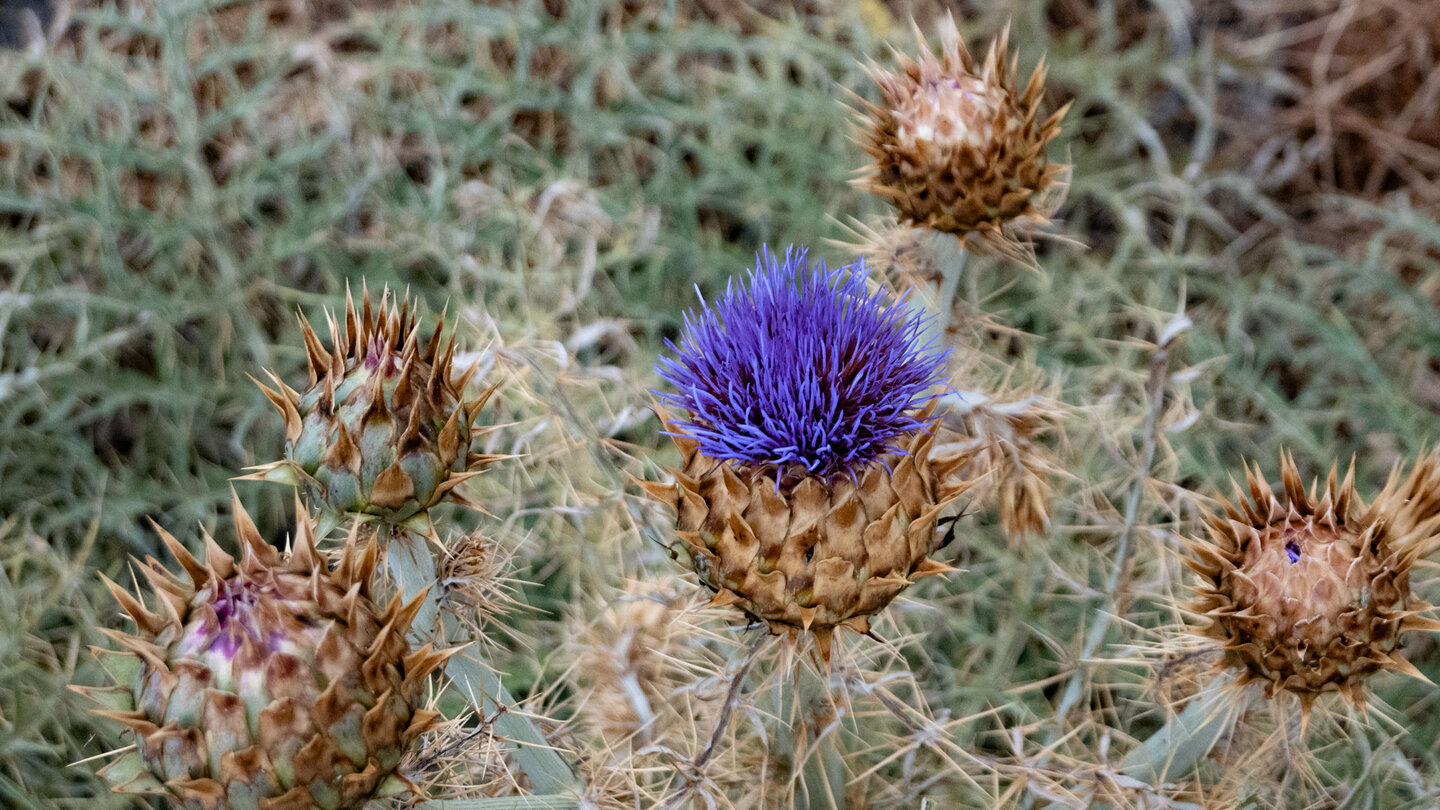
656;245;949;480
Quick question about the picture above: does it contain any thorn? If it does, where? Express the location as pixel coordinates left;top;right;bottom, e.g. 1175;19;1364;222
147;519;206;587
911;556;956;579
798;606;818;631
98;573;164;636
298;313;331;387
1384;653;1433;685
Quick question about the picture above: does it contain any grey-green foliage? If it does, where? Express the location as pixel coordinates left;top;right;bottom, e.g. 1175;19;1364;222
0;516;130;807
3;0;1440;806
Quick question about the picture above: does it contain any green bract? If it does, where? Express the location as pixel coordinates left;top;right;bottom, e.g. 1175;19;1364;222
76;499;452;809
248;289;495;528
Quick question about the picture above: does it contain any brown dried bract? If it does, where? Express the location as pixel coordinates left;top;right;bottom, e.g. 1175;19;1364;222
644;426;974;662
1185;452;1440;716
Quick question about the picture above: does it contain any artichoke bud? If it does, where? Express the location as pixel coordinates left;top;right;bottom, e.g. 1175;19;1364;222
77;496;454;809
248;286;497;528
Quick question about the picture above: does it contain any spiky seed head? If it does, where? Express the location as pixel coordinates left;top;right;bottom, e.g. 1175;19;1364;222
575;583;686;746
650;247;973;658
854;14;1069;258
1185;453;1440;715
77;497;452;809
437;530;511;631
248;285;498;526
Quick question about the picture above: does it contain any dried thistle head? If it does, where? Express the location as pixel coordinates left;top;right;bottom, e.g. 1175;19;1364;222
400;712;518;805
854;14;1069;260
1185;452;1440;716
648;247;973;660
573;583;689;747
437;531;517;635
940;388;1062;541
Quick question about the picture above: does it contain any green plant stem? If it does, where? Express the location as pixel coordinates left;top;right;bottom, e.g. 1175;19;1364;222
781;661;847;810
930;232;967;336
386;530;578;796
1117;674;1242;785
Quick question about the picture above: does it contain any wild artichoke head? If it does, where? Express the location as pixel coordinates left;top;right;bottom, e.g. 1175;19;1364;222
647;246;972;659
76;497;452;809
248;286;496;529
854;14;1068;259
1186;453;1440;715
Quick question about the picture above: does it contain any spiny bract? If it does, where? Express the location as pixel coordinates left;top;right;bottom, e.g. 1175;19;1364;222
855;14;1068;258
76;498;453;809
248;287;496;527
1185;453;1440;714
649;247;971;659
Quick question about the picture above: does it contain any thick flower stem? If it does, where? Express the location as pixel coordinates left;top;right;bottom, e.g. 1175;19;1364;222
781;660;848;810
1118;673;1245;785
386;529;579;796
915;230;973;337
930;231;968;336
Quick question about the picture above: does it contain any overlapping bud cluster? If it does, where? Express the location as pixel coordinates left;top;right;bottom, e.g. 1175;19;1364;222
648;247;973;659
79;287;507;808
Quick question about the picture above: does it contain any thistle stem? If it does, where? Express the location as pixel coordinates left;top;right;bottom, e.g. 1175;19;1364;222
782;655;848;810
1117;673;1244;785
657;631;775;810
1025;310;1190;805
1048;316;1181;728
386;529;578;796
695;631;773;773
931;233;968;336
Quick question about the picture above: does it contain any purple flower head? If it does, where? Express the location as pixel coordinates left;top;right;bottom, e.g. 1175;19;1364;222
656;246;950;479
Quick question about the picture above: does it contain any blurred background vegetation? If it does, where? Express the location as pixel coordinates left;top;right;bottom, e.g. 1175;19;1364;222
3;0;1440;806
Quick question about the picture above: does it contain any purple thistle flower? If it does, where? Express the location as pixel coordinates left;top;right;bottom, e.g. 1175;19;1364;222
656;246;950;479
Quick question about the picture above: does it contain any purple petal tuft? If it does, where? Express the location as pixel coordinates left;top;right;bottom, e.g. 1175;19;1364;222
655;245;950;479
